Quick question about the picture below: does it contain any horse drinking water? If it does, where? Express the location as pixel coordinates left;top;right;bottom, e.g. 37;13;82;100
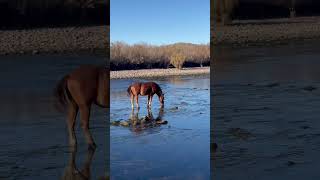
54;65;109;150
127;82;164;109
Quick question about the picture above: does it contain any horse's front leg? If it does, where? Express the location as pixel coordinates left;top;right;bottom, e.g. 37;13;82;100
62;146;78;179
130;94;134;109
147;95;151;108
135;95;140;109
80;148;96;178
79;104;96;150
149;95;153;107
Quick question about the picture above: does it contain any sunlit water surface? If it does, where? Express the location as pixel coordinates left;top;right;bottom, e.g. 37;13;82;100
213;40;320;180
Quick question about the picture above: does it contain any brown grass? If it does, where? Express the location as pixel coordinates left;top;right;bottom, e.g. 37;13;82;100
110;42;209;70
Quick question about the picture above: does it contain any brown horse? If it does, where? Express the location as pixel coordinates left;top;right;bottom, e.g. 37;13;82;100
54;65;109;150
127;82;164;109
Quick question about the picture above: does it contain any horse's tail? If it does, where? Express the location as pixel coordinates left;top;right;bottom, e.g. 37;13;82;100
127;85;131;96
54;75;72;111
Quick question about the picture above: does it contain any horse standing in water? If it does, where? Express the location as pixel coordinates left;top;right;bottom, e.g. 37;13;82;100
127;82;164;109
54;65;109;150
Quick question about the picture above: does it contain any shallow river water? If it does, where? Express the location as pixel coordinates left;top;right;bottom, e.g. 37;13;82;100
0;55;108;179
212;40;320;180
110;75;210;179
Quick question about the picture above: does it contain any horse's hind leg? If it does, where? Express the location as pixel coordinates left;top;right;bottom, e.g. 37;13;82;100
79;105;96;150
135;95;140;109
67;102;78;149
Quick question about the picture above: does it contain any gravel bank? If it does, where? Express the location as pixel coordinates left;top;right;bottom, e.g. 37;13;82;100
0;26;109;55
110;67;210;79
212;17;320;45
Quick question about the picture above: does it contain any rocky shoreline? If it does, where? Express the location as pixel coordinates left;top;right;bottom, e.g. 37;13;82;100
0;26;109;56
110;67;210;79
212;17;320;46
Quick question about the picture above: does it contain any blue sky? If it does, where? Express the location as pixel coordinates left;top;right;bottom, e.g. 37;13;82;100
110;0;209;45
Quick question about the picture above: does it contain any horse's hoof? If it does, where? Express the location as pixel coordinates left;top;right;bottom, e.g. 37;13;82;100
156;120;168;124
69;142;77;147
69;145;77;152
120;121;130;127
88;143;97;151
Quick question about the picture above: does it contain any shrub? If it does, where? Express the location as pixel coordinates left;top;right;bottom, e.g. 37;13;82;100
170;53;186;70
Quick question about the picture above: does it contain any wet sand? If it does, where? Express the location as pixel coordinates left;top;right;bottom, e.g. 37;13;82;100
212;40;320;179
0;55;108;179
110;67;210;79
110;76;210;179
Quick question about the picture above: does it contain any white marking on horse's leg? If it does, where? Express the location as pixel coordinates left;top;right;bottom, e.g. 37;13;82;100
130;94;134;109
150;95;153;107
147;95;151;107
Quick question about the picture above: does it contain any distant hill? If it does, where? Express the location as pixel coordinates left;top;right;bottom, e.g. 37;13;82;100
0;0;109;29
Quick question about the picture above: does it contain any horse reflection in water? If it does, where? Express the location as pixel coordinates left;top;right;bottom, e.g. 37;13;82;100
128;107;167;134
61;148;108;180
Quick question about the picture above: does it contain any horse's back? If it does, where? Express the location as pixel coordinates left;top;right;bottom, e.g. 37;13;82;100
69;65;100;80
143;82;160;90
141;82;160;95
67;65;108;106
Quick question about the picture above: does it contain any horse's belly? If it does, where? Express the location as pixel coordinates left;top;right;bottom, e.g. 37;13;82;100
140;88;151;96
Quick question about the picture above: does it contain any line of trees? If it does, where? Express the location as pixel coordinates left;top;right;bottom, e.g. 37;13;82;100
110;42;210;70
214;0;320;25
0;0;109;29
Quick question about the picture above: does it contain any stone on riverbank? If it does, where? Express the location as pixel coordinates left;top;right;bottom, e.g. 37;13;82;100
212;17;320;45
0;26;109;56
111;67;209;79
